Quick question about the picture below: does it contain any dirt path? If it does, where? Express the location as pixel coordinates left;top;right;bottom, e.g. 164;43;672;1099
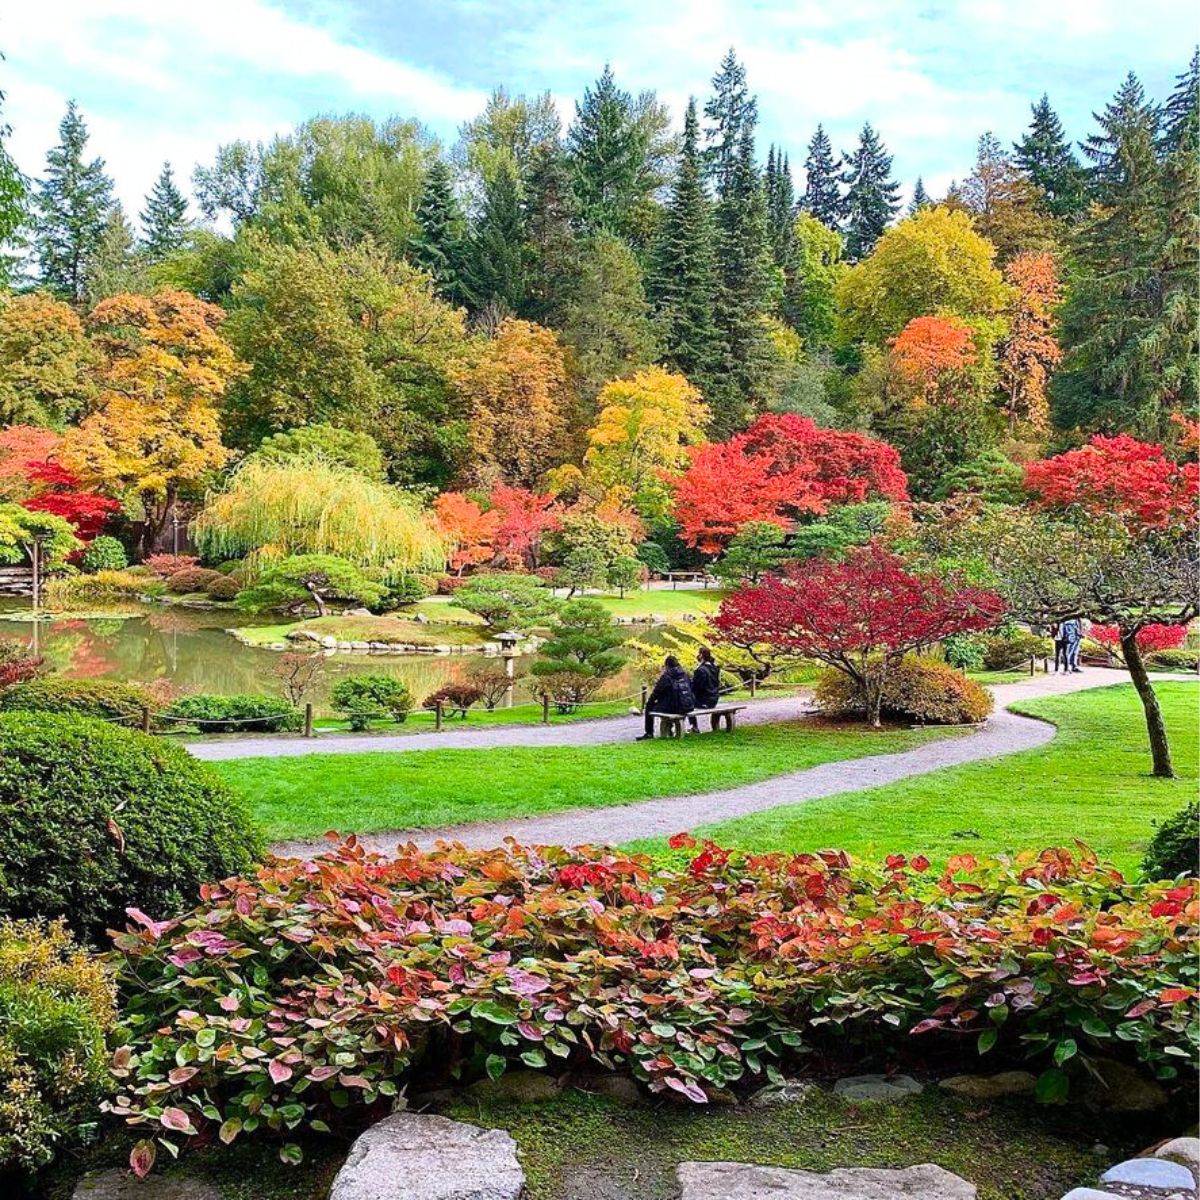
268;670;1186;858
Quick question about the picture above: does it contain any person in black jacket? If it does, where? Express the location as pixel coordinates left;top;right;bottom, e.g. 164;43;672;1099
688;647;721;731
637;655;695;739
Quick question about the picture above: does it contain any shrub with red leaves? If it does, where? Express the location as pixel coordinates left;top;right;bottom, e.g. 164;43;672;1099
107;838;1196;1172
1090;624;1188;660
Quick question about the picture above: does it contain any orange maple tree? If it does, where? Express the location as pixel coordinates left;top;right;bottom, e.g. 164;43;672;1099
434;492;501;575
999;252;1062;432
888;315;977;405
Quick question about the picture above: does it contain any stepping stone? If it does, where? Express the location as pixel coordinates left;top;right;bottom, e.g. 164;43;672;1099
328;1112;524;1200
72;1170;220;1199
677;1161;975;1199
1157;1138;1200;1172
1100;1157;1198;1190
938;1071;1036;1100
833;1074;923;1103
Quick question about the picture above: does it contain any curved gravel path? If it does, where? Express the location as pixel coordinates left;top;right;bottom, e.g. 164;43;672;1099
267;670;1185;858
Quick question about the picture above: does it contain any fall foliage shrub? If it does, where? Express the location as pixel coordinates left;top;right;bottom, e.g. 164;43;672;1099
0;676;155;727
160;694;301;733
981;632;1054;671
0;643;44;692
422;684;484;715
0;918;116;1172
79;534;128;572
465;660;520;710
0;713;260;942
330;676;413;731
1141;803;1199;880
816;658;993;724
144;554;199;578
1090;624;1189;663
531;670;604;712
44;569;164;610
204;574;241;602
166;566;224;595
104;839;1197;1171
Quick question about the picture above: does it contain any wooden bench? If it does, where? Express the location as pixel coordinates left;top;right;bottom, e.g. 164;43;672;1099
648;705;746;738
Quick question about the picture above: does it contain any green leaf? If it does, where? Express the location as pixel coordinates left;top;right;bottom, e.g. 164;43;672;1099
1053;1038;1077;1066
218;1119;241;1145
471;1001;519;1026
279;1143;303;1165
520;1049;547;1069
1081;1017;1109;1039
1035;1068;1069;1104
485;1054;506;1080
977;1028;997;1055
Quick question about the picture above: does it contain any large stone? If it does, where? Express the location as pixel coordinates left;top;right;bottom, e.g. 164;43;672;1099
676;1161;975;1199
938;1071;1037;1101
1058;1191;1123;1200
833;1074;923;1103
1074;1058;1167;1112
1100;1157;1197;1189
576;1073;643;1103
468;1068;562;1103
1157;1137;1200;1173
73;1169;220;1199
328;1112;524;1200
746;1079;816;1108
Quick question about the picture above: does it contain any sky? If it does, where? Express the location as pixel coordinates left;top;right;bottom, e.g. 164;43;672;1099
2;0;1195;221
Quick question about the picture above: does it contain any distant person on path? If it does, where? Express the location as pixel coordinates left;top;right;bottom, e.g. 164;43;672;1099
638;655;695;740
1051;622;1069;673
688;647;721;732
1061;617;1083;673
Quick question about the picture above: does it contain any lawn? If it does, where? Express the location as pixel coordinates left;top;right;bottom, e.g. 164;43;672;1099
214;715;958;841
587;586;729;620
682;683;1198;873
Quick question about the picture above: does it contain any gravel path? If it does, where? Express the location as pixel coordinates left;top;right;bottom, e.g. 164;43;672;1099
268;669;1185;858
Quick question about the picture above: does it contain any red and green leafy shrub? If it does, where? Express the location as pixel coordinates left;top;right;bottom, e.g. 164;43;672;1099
144;554;199;579
422;683;484;715
815;658;993;724
107;839;1196;1172
0;641;44;691
1090;623;1188;661
166;566;224;595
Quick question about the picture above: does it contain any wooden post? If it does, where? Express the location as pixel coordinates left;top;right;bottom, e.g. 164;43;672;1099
640;685;648;712
542;694;550;724
435;699;444;732
140;705;151;734
303;703;314;738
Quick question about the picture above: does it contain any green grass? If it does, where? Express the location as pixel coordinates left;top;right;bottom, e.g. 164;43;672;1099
590;587;728;620
214;715;958;841
686;683;1198;873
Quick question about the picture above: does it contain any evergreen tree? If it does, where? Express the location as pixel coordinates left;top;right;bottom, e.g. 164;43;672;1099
647;99;721;406
800;125;841;228
1160;47;1200;154
908;177;931;213
33;100;114;303
765;146;797;270
0;52;26;287
87;202;146;302
1013;95;1086;219
703;48;757;198
462;158;527;316
840;123;900;260
522;144;579;327
139;161;189;261
411;158;468;306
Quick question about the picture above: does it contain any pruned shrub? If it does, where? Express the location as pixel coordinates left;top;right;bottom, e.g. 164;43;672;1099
0;676;155;727
0;713;261;942
79;535;128;573
1142;803;1198;880
143;554;199;579
160;694;301;734
44;569;164;611
816;658;993;725
531;669;603;713
104;840;1197;1170
204;574;241;602
981;632;1053;672
377;574;435;610
1145;648;1199;672
422;683;483;716
0;642;44;692
0;918;117;1172
466;660;520;710
166;566;224;595
330;675;413;731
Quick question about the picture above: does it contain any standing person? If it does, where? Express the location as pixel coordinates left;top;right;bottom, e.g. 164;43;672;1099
1061;617;1083;673
638;655;695;740
1051;622;1069;673
688;646;721;731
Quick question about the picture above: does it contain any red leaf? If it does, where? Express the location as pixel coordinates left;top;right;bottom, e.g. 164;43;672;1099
129;1140;156;1178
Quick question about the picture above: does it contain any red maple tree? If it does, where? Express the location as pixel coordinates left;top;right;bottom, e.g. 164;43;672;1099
1089;623;1188;660
489;485;561;571
672;415;908;553
889;315;977;403
434;492;501;575
714;543;1004;725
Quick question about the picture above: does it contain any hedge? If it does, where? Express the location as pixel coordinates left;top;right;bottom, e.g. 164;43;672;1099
160;694;301;733
0;676;155;727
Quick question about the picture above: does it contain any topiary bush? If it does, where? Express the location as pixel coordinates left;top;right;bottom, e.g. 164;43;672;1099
1141;802;1198;880
143;554;199;579
531;669;603;713
166;566;224;595
160;694;301;734
422;683;484;717
376;574;436;610
204;574;241;601
330;676;413;731
1145;648;1200;672
0;676;155;727
0;713;261;942
0;917;117;1173
816;658;993;725
79;535;128;573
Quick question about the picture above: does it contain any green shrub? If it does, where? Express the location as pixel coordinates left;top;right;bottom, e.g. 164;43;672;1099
941;633;986;672
215;559;245;576
167;566;224;595
377;574;436;610
330;676;413;731
816;658;993;725
0;713;261;942
1145;648;1200;672
0;677;154;727
44;569;163;611
0;918;116;1172
204;574;241;601
1141;803;1198;880
161;694;301;734
981;633;1053;672
79;535;127;573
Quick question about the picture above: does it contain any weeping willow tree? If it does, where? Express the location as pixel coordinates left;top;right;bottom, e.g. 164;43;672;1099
192;458;446;578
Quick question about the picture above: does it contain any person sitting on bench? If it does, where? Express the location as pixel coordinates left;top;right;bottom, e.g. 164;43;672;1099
637;655;695;740
688;647;721;732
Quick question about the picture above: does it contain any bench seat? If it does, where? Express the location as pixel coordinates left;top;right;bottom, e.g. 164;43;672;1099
647;704;747;737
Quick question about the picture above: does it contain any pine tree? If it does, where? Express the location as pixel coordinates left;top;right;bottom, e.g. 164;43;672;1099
1013;95;1086;219
462;158;527;316
139;161;189;261
411;158;468;305
908;177;931;213
703;48;757;198
0;52;26;286
840;123;900;260
800;125;841;228
523;144;579;327
33;100;114;303
647;99;721;407
1160;47;1199;154
87;202;146;302
765;146;797;269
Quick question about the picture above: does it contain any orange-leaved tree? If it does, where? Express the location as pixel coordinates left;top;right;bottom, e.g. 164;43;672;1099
999;252;1062;432
434;491;501;575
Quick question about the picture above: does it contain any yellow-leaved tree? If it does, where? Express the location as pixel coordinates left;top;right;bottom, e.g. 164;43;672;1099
61;292;240;556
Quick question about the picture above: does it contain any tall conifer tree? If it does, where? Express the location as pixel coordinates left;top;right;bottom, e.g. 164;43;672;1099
840;123;900;260
0;51;26;286
1160;47;1200;154
139;161;189;260
523;144;579;327
1013;95;1086;218
908;177;931;213
463;158;527;315
800;125;842;228
412;158;468;305
703;48;757;198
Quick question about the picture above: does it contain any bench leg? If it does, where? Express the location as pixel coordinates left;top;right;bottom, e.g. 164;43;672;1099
723;713;734;732
710;713;719;732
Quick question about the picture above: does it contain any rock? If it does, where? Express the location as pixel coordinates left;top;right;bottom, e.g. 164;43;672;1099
468;1069;562;1103
938;1071;1037;1100
1074;1058;1167;1112
319;634;337;648
349;640;370;650
343;607;371;617
747;1079;816;1108
73;1169;220;1199
1157;1137;1200;1172
1101;1157;1197;1190
833;1074;923;1103
577;1074;643;1103
328;1112;523;1200
286;628;320;642
1058;1191;1123;1200
676;1161;975;1199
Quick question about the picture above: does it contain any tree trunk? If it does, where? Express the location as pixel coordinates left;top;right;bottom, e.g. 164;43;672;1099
306;584;328;618
1121;628;1174;779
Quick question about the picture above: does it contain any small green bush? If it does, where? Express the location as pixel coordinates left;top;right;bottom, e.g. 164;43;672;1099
1141;802;1198;880
941;633;986;672
0;713;261;942
166;566;224;595
79;535;127;573
204;574;241;601
1145;648;1199;672
377;574;436;610
981;633;1053;672
0;918;116;1172
330;676;413;731
816;658;993;725
161;694;301;733
0;677;154;727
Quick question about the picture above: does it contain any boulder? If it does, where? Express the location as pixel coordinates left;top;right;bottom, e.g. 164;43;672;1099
319;634;337;648
833;1074;923;1103
1100;1157;1197;1190
1156;1137;1200;1173
576;1073;643;1103
328;1112;524;1200
468;1068;562;1103
343;607;372;617
676;1161;976;1199
1074;1058;1167;1112
747;1079;816;1108
938;1071;1037;1100
286;628;320;642
73;1169;220;1199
